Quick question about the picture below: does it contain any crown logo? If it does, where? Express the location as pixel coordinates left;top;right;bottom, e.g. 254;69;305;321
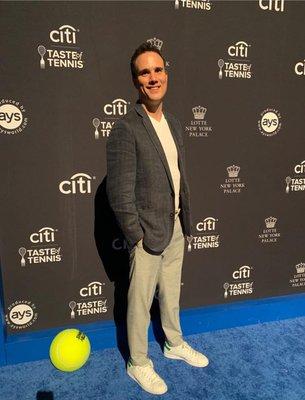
192;106;207;120
296;263;305;273
147;37;163;50
227;165;240;178
265;217;277;228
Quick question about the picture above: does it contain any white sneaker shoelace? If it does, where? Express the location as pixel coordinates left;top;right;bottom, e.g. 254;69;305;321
164;340;209;367
181;341;201;358
128;360;167;394
138;364;162;384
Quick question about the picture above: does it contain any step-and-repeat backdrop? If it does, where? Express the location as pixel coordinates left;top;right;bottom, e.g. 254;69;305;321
0;1;304;334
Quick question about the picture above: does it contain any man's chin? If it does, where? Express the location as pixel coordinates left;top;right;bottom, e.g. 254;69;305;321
140;95;165;107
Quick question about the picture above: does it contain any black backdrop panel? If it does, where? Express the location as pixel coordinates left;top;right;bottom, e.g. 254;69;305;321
0;1;304;334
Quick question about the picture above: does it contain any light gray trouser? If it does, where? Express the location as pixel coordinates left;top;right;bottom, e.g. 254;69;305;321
127;216;185;366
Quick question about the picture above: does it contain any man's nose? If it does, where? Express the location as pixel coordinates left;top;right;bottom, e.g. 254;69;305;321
148;72;158;82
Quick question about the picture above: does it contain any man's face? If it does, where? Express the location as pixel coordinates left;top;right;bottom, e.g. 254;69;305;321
133;51;168;104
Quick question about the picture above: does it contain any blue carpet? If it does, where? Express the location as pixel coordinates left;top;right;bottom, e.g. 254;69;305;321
1;317;305;400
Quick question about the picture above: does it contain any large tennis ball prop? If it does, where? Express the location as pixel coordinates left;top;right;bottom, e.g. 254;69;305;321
50;329;91;372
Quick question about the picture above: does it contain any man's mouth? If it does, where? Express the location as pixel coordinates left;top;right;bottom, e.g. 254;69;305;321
147;86;161;90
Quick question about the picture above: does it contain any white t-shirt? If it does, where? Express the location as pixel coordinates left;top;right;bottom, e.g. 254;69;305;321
148;113;180;212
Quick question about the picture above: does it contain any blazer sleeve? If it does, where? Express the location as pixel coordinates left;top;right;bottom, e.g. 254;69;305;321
106;119;144;248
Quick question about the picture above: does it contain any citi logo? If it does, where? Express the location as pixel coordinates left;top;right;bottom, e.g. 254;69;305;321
233;266;252;280
49;25;78;44
59;173;95;194
294;161;305;174
228;41;250;58
295;60;305;76
103;99;128;116
30;227;57;243
196;217;217;232
80;281;104;297
112;238;127;251
259;0;284;12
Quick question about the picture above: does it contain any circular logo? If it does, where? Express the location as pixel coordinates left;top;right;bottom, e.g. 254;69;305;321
5;300;38;330
0;99;28;135
258;108;281;136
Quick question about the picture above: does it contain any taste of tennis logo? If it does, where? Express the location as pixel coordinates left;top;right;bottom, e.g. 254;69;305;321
18;227;62;266
68;281;108;319
258;217;281;244
285;160;305;193
37;24;84;70
5;300;38;330
220;165;246;194
218;41;252;80
184;106;212;138
223;266;254;299
289;263;305;288
92;98;130;139
258;108;282;137
174;0;212;11
0;99;28;135
187;217;220;252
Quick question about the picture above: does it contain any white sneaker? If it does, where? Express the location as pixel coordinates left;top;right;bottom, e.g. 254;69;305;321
164;340;209;367
127;359;168;395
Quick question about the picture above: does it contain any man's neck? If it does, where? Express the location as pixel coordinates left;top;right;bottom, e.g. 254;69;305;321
140;101;163;122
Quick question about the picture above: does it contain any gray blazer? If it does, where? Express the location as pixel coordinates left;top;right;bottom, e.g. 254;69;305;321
106;102;191;254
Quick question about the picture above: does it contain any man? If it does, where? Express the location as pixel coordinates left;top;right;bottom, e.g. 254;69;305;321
106;43;209;395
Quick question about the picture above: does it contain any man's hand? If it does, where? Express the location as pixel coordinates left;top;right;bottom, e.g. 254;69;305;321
106;119;144;246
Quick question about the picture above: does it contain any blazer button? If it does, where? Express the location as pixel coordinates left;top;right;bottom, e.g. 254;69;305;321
170;212;174;218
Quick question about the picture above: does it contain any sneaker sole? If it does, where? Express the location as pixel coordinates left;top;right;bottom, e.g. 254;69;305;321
127;369;168;395
164;352;209;368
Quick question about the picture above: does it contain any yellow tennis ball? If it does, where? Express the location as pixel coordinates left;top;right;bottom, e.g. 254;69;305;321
49;329;91;372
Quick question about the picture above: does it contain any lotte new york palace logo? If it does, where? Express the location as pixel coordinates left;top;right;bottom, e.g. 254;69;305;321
184;106;213;138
